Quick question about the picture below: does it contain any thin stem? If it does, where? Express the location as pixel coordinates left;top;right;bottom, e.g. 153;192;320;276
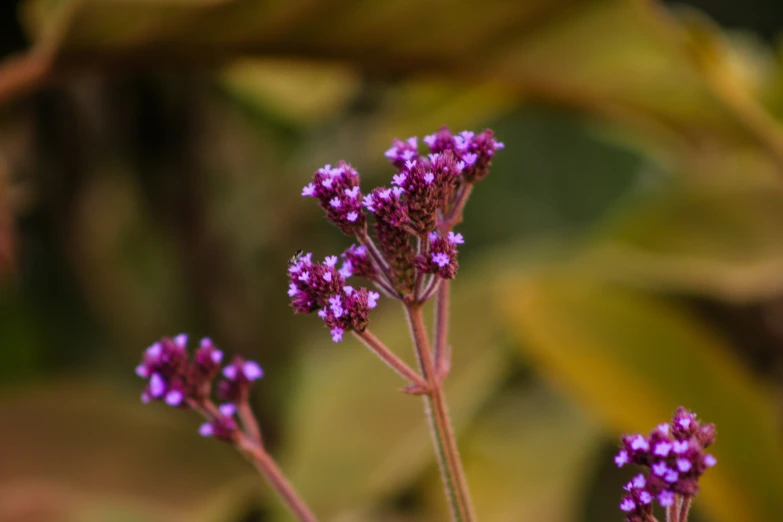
414;236;426;298
433;279;450;373
357;230;395;286
238;436;319;522
419;275;443;303
666;501;679;522
192;400;317;522
678;497;692;522
373;277;400;299
443;183;474;229
405;304;475;522
353;329;428;389
238;402;263;445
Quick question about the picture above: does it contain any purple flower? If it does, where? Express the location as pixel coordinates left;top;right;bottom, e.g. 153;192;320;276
287;250;382;342
288;254;345;314
293;127;500;301
423;126;503;184
366;186;409;227
618;474;654;521
615;408;717;520
304;162;366;235
217;356;264;403
654;441;671;457
319;286;380;342
615;450;630;467
385;137;420;169
199;403;239;442
658;490;675;507
414;233;460;279
448;232;464;244
137;336;190;405
340;244;377;280
136;335;261;411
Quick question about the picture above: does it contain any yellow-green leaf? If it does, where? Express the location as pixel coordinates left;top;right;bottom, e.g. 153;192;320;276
500;273;783;522
575;182;783;302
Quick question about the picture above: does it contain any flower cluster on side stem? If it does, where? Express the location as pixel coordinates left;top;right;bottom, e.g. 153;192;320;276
615;408;717;522
136;334;263;442
295;126;503;341
136;336;319;522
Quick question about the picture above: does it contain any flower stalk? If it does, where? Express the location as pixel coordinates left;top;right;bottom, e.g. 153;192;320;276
353;329;428;389
236;435;318;522
406;303;475;522
289;126;503;520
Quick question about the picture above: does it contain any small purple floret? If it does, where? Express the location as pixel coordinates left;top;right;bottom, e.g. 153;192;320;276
243;361;264;381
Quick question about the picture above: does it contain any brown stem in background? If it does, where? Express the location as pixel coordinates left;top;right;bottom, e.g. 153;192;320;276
405;304;475;522
354;329;428;389
192;399;317;522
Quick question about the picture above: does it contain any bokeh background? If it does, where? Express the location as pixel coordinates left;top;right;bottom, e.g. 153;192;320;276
1;1;783;521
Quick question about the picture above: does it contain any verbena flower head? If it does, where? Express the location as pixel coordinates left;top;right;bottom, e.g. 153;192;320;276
414;231;463;280
295;126;502;339
136;335;263;441
302;162;366;235
288;253;379;342
423;127;504;183
340;244;376;280
615;408;716;521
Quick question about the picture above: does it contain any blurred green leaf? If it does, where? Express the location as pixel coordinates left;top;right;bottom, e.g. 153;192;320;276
11;0;783;175
277;275;512;519
499;273;783;522
221;59;361;126
574;182;783;301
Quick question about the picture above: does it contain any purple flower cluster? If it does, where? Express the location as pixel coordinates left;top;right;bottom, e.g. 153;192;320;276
423;127;503;183
615;408;717;521
302;162;365;235
288;253;380;342
295;127;502;339
136;335;263;441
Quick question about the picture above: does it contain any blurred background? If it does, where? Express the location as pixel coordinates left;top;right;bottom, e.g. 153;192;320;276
1;1;783;521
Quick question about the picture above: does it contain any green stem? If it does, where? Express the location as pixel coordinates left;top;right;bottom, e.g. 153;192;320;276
405;303;475;522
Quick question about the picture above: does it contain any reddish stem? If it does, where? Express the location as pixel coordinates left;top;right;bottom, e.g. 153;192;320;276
405;304;475;522
354;329;428;389
238;402;262;445
432;278;450;369
238;436;319;522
